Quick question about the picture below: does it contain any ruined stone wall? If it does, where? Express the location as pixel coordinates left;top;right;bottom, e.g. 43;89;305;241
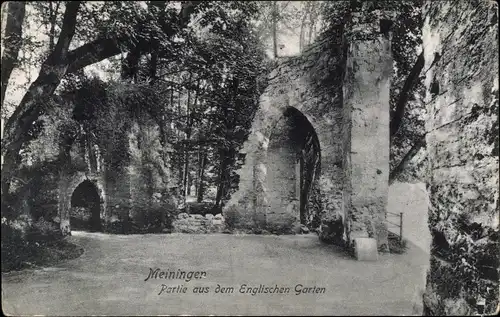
422;1;499;314
172;212;225;234
224;33;345;233
13;90;175;236
127;114;173;232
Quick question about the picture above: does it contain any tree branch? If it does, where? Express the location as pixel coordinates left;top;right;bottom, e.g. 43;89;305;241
2;1;205;198
389;135;426;184
67;1;201;77
50;1;81;62
66;37;123;74
390;51;424;138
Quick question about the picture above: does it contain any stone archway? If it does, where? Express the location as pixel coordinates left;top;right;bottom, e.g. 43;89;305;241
70;180;102;232
266;107;321;227
223;55;344;234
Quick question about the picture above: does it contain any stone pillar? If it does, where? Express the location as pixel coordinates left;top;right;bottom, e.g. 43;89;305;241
342;10;393;258
57;172;72;236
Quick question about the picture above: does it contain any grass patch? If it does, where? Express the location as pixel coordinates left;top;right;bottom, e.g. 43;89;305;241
2;235;84;273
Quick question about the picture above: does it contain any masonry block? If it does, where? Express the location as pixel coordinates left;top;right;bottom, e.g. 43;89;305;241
353;238;378;261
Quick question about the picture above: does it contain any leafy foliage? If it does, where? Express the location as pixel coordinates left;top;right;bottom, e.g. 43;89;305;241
40;1;272;210
321;0;427;182
2;1;430;244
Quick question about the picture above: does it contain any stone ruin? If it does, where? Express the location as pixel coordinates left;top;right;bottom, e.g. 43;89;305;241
12;85;175;236
224;10;394;257
10;7;397;261
5;1;498;314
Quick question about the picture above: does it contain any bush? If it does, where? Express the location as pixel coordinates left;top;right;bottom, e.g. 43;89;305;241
1;223;28;272
105;220;127;234
181;202;216;216
224;205;238;231
26;217;62;242
128;195;179;234
1;221;83;272
388;231;408;254
318;215;344;245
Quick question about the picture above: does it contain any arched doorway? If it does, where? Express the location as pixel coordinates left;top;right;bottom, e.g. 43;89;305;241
266;107;321;225
70;180;102;231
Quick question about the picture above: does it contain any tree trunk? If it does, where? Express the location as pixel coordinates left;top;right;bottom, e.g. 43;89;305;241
299;2;310;52
183;158;189;198
214;168;224;208
150;52;158;82
66;1;200;74
196;150;207;203
215;148;231;209
1;1;81;198
187;174;192;195
194;147;200;198
176;90;183;189
272;1;278;59
182;73;194;199
147;1;166;84
1;1;26;110
121;49;141;82
307;2;318;46
1;1;202;201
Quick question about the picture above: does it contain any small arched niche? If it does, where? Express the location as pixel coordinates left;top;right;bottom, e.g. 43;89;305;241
70;180;102;232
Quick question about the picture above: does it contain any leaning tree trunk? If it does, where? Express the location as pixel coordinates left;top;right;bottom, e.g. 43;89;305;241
1;1;202;203
1;1;81;199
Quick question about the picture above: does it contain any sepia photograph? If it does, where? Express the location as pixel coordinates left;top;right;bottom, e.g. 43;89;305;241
1;0;498;315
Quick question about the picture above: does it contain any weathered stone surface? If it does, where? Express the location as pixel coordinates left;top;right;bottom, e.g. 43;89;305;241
212;219;223;226
342;10;392;251
353;238;378;261
224;31;345;235
172;213;226;234
193;214;205;220
422;1;499;315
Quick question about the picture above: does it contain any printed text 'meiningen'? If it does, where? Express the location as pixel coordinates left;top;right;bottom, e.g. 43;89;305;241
144;268;207;282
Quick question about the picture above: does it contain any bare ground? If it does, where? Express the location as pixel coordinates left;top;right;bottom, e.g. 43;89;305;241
2;232;429;316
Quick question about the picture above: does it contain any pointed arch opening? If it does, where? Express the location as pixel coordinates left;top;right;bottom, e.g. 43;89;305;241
267;106;321;225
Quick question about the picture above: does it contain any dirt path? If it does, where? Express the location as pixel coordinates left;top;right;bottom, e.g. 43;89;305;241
2;232;428;316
